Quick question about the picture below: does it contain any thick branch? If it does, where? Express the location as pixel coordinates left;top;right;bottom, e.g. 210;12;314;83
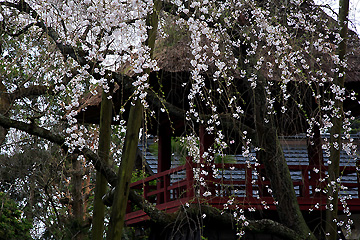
246;219;303;240
191;205;303;240
0;114;65;146
0;113;117;185
128;189;174;226
9;85;53;100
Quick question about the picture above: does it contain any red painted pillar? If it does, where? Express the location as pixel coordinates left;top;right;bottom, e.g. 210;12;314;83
158;120;171;172
256;151;270;197
307;125;325;196
245;167;253;198
185;157;195;199
199;125;215;197
157;119;171;204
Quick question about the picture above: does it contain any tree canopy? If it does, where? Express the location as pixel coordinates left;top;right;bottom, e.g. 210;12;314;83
0;0;359;239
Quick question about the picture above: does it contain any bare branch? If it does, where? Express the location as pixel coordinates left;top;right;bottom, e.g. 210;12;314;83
185;205;303;240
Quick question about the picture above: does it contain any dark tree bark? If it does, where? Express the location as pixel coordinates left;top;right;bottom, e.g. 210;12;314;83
326;0;349;238
107;0;161;238
92;89;113;239
0;82;10;145
71;155;86;240
253;74;316;239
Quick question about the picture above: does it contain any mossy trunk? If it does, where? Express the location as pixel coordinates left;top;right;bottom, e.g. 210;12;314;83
325;0;349;238
72;155;85;240
107;1;160;239
91;90;113;240
107;99;143;240
253;75;316;239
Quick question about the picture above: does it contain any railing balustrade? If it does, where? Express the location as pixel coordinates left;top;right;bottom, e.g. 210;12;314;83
126;158;360;224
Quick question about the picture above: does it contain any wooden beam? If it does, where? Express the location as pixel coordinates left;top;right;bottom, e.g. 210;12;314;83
157;118;172;204
307;125;325;196
199;125;215;196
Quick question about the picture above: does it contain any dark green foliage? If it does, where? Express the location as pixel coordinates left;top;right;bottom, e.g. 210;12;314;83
149;137;188;162
0;192;32;240
149;137;235;164
350;117;360;134
122;226;150;240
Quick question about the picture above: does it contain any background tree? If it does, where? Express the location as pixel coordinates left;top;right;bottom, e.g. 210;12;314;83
0;192;32;240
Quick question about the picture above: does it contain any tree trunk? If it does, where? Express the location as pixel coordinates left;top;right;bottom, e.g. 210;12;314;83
92;89;113;240
107;0;160;238
253;75;316;239
0;82;10;145
107;99;143;240
326;0;349;238
72;155;85;240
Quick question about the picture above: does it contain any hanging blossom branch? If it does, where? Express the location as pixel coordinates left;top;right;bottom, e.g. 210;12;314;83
0;1;88;65
1;0;256;156
0;0;143;112
1;0;256;138
0;0;125;81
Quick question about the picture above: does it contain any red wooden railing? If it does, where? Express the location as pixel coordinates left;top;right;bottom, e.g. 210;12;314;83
199;163;360;211
125;160;360;225
125;159;194;225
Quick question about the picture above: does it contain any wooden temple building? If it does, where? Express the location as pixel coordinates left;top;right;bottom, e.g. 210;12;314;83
74;75;360;239
72;11;360;238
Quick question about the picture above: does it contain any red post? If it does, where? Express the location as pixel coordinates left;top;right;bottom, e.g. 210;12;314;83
199;125;215;197
302;167;310;198
186;157;195;199
307;125;325;196
163;175;170;202
157;119;172;204
246;167;253;198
